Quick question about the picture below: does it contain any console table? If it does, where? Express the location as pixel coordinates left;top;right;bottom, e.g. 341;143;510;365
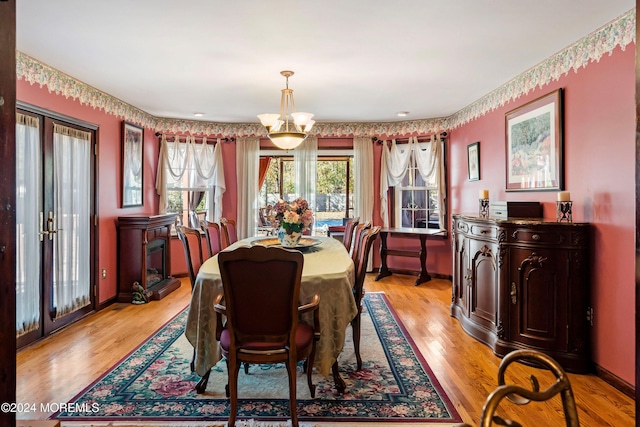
375;227;447;286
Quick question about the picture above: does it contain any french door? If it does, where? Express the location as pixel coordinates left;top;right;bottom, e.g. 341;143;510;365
16;107;96;348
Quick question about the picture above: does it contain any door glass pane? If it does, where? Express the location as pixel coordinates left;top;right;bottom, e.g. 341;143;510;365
52;128;91;319
16;118;42;337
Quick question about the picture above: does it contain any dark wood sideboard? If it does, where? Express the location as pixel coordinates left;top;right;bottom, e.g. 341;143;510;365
451;214;591;373
116;214;181;302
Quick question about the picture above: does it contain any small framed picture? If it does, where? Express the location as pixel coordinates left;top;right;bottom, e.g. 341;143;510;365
505;89;563;191
467;141;480;181
121;121;144;207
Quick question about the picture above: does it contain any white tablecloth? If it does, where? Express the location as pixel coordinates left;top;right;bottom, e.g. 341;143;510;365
185;235;357;378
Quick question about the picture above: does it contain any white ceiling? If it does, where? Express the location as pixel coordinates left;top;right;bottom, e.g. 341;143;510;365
16;1;634;125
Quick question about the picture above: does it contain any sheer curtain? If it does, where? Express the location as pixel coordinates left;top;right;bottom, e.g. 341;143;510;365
353;136;374;269
16;113;41;336
379;140;413;227
155;135;226;223
413;135;445;228
52;124;92;319
236;137;260;239
294;135;317;216
353;136;374;223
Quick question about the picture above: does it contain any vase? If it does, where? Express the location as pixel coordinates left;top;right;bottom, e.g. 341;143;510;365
278;228;302;247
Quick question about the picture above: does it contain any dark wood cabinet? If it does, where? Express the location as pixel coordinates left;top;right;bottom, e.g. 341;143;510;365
451;214;591;373
116;214;181;302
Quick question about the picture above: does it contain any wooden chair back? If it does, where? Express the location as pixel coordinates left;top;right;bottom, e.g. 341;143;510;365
176;225;206;288
350;221;372;262
342;217;360;252
219;217;238;249
350;225;380;370
217;245;319;427
201;219;222;257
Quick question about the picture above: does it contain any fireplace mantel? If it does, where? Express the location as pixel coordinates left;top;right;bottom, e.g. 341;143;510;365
116;213;181;302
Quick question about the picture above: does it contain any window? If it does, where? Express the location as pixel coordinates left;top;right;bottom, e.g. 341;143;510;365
381;137;445;230
394;153;440;228
259;153;354;235
162;138;218;228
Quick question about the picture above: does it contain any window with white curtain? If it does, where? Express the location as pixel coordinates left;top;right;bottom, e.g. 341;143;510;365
380;136;446;230
156;135;225;230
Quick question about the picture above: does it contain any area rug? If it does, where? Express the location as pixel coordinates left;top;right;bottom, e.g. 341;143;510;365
53;292;462;426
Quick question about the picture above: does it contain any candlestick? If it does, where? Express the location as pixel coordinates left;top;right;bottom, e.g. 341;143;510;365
479;197;490;218
556;201;572;222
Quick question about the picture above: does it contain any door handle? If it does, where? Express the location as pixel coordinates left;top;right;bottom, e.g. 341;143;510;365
39;211;49;241
47;211;63;240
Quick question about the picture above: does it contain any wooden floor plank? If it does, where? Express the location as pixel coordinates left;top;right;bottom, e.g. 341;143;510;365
16;274;635;426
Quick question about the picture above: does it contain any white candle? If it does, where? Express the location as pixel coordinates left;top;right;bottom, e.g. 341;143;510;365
479;189;489;199
557;191;571;202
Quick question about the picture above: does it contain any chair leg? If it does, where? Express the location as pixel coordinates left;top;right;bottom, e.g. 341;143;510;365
195;369;211;394
306;344;317;398
351;311;363;370
227;357;241;427
285;359;298;427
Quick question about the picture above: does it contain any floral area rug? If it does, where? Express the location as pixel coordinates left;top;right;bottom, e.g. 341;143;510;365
53;292;462;425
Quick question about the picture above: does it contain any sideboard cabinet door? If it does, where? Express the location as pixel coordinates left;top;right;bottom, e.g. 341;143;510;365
507;246;569;352
468;238;498;331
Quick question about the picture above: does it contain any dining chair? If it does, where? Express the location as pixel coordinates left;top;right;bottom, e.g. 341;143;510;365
201;219;222;258
342;216;360;252
215;245;320;427
351;225;380;371
219;217;238;249
176;225;207;288
350;221;372;262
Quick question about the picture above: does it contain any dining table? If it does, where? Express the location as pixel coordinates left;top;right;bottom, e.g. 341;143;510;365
185;235;358;394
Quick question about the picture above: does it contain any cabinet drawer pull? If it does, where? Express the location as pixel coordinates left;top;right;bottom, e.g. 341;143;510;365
531;234;540;241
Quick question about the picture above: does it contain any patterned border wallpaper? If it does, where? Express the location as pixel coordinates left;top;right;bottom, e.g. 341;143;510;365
17;9;634;138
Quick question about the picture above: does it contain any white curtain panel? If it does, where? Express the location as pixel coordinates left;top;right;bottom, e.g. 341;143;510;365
236;137;260;239
294;136;318;211
379;140;412;227
15;114;42;337
413;135;445;228
353;136;375;270
353;136;374;223
52;124;92;319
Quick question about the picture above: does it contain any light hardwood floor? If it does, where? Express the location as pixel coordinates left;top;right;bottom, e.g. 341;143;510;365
16;274;635;426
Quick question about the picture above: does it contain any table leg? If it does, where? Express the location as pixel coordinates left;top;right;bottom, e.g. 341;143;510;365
415;234;432;286
375;232;392;281
331;361;346;394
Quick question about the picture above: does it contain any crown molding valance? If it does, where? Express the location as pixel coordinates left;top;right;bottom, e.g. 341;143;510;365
16;8;634;138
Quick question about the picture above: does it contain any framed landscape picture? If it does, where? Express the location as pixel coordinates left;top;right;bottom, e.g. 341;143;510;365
467;141;480;181
505;89;563;191
121;121;144;207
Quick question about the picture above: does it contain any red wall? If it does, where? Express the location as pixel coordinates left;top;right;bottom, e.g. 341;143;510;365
448;45;636;384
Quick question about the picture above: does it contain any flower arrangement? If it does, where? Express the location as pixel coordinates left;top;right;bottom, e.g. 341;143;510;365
270;197;314;235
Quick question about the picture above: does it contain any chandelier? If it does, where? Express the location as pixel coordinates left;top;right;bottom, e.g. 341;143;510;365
257;70;315;150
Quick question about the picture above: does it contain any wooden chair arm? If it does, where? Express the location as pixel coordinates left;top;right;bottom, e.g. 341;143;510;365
213;293;226;340
298;294;320;338
298;294;319;314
